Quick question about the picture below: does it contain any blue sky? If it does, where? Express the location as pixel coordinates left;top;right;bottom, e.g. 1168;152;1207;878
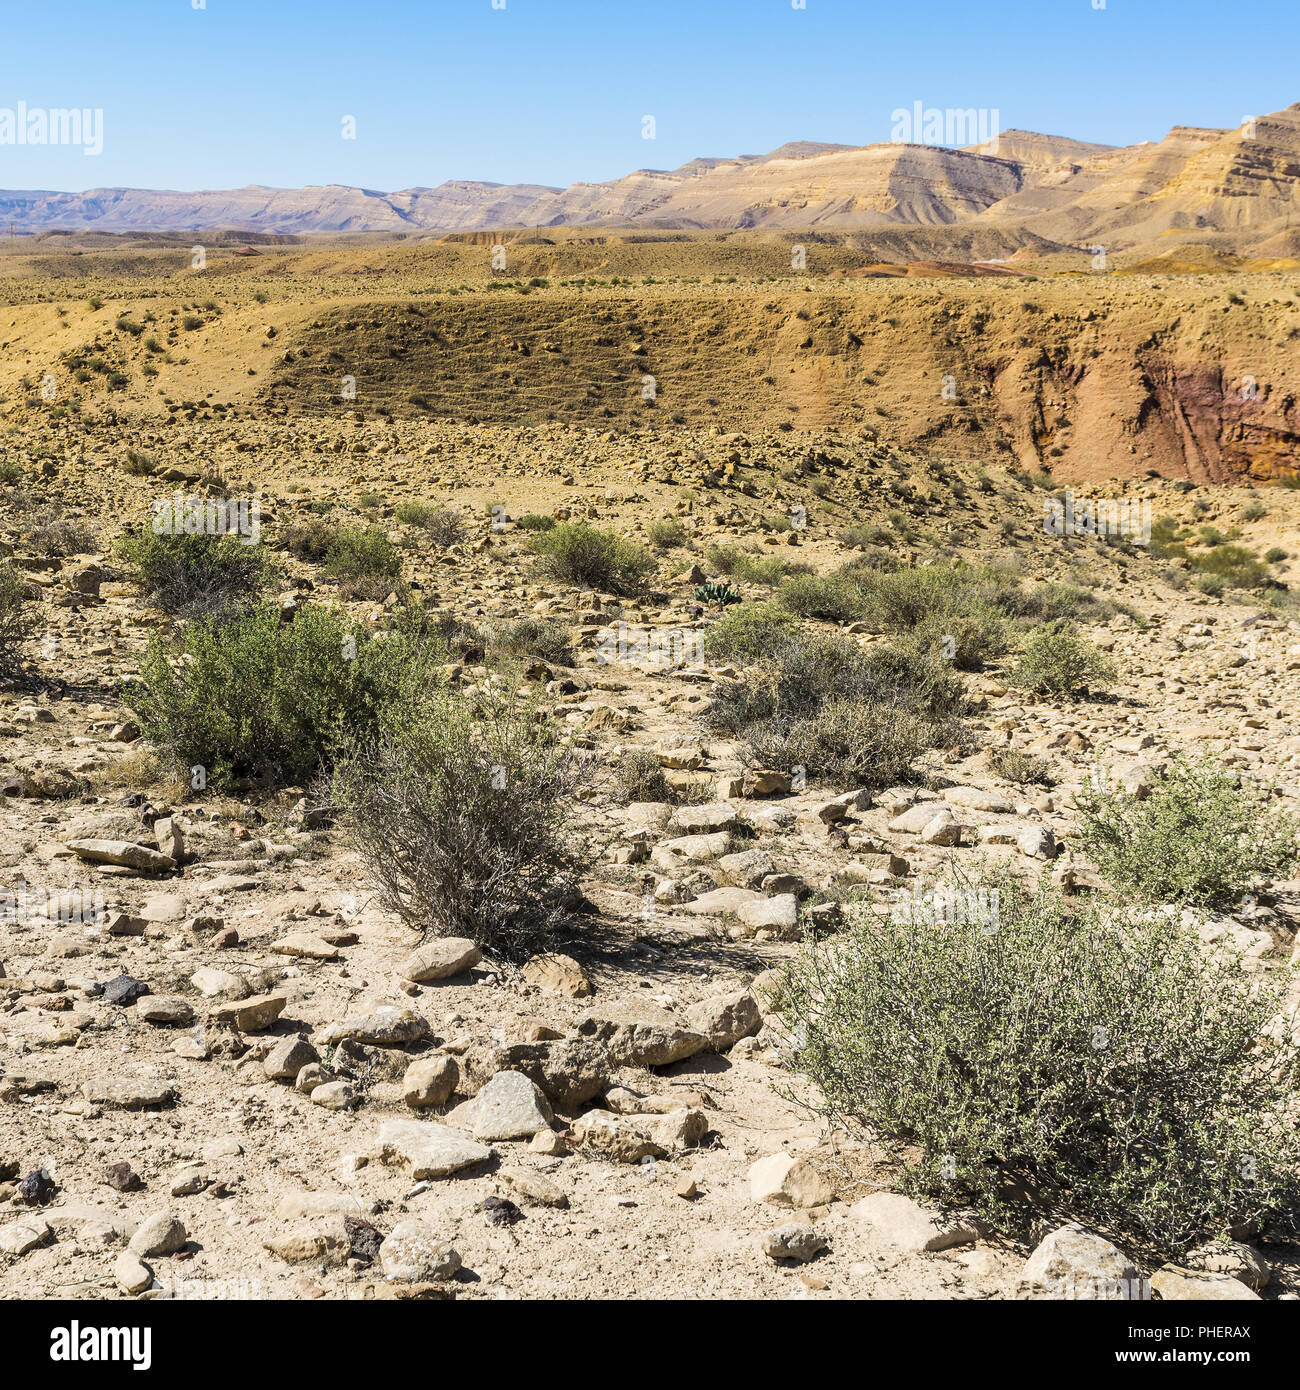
1;0;1297;192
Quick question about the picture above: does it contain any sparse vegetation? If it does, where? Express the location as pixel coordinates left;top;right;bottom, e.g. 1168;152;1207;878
1075;755;1298;908
322;526;403;591
333;683;588;954
707;624;963;788
529;522;654;595
701;600;800;664
0;562;29;672
1009;623;1116;699
987;747;1052;785
486;617;574;666
125;604;434;789
116;525;271;617
781;870;1300;1255
647;517;688;550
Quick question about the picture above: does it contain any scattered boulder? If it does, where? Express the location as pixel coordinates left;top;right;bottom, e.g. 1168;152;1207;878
1020;1225;1144;1300
748;1153;834;1208
379;1220;462;1283
1150;1265;1261;1301
376;1119;492;1179
317;1006;431;1049
465;1070;555;1141
402;1054;459;1109
685;990;762;1051
398;939;482;983
576;1004;708;1067
66;839;176;872
520;952;592;999
853;1192;981;1252
761;1222;826;1263
128;1212;187;1258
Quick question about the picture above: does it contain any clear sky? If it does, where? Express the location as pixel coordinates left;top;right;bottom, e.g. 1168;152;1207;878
2;0;1297;193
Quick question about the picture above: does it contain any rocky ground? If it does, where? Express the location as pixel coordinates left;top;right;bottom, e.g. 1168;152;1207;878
2;306;1300;1301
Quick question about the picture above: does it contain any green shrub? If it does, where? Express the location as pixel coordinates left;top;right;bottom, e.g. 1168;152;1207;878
780;871;1300;1255
486;617;573;666
848;561;1020;664
281;516;337;562
1009;623;1115;699
116;525;270;617
779;572;865;623
124;603;433;789
0;562;29;672
1189;544;1268;589
701;600;800;664
529;522;654;595
332;684;587;954
707;627;962;789
515;513;555;533
0;461;23;486
395;500;443;528
1075;756;1298;909
704;544;804;588
1241;500;1267;522
646;517;688;551
323;526;403;596
1264;547;1287;564
747;695;935;790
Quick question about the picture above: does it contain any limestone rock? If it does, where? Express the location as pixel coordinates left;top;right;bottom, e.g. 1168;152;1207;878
1021;1224;1143;1300
466;1070;555;1141
761;1222;827;1263
685;990;762;1050
376;1119;492;1179
398;938;482;983
748;1153;834;1208
379;1220;462;1283
520;952;592;998
263;1216;350;1267
263;1036;319;1081
576;1004;708;1067
853;1192;981;1252
66;839;176;872
736;894;798;933
1150;1264;1261;1301
0;1218;51;1256
114;1250;153;1294
128;1212;187;1258
317;1006;431;1049
82;1078;177;1110
402;1054;459;1109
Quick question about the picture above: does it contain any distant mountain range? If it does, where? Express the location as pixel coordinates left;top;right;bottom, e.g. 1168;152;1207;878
4;105;1300;252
